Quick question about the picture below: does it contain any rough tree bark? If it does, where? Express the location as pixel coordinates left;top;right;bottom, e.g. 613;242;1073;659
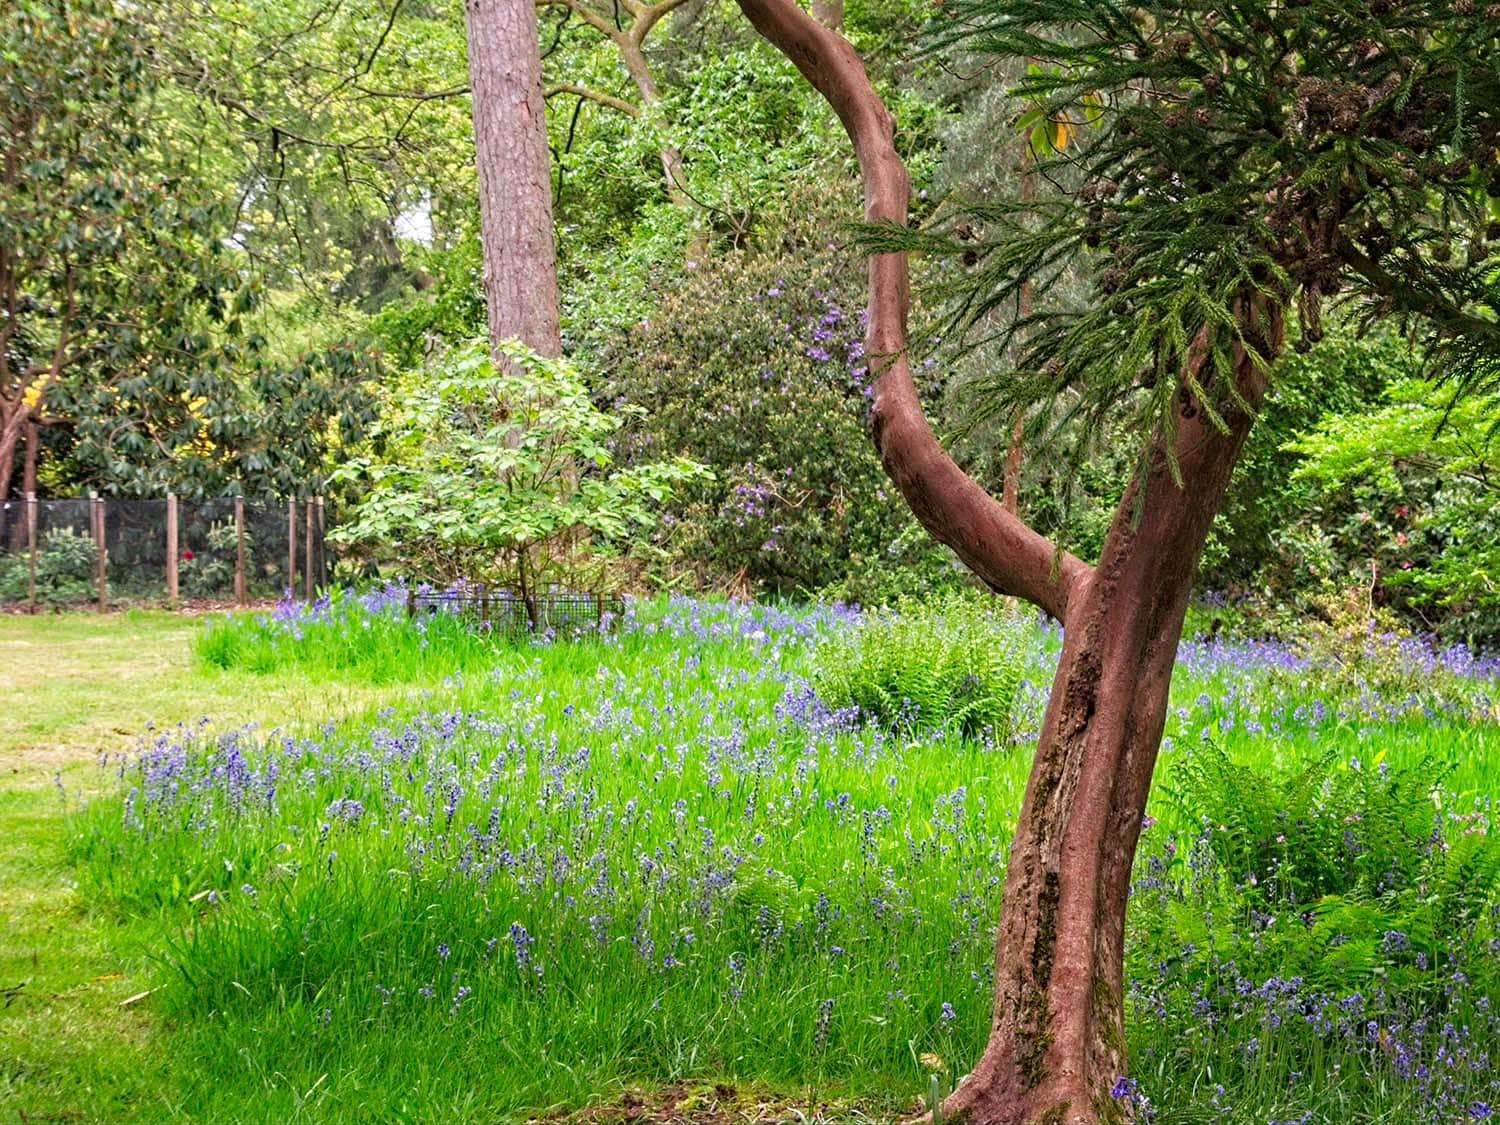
731;3;1285;1121
464;0;563;358
0;404;40;505
0;417;20;506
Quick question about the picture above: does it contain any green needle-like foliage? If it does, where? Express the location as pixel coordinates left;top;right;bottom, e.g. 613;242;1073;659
892;0;1500;456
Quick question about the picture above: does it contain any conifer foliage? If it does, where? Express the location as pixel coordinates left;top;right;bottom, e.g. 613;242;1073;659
925;0;1500;449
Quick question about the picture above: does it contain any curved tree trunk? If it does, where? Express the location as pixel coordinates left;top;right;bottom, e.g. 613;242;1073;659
731;2;1286;1119
945;307;1280;1123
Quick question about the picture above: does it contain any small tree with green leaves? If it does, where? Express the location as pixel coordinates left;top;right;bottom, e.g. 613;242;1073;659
1287;376;1500;642
733;0;1500;1119
332;340;709;626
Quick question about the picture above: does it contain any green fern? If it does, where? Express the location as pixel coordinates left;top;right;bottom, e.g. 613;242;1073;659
1172;741;1443;903
810;590;1027;741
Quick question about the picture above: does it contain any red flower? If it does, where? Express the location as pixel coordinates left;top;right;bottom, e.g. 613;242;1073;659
182;549;195;561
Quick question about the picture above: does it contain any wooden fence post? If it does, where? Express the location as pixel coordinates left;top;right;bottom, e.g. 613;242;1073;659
316;495;326;588
234;496;246;606
287;497;297;599
90;491;106;613
25;491;37;614
304;497;314;600
166;493;179;604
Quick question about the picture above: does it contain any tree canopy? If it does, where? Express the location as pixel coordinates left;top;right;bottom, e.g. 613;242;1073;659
915;0;1500;454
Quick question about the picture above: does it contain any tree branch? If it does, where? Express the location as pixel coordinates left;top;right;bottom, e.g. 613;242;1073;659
536;0;622;43
1339;239;1500;348
733;0;1091;623
182;75;381;152
543;83;639;117
353;83;470;101
630;0;695;45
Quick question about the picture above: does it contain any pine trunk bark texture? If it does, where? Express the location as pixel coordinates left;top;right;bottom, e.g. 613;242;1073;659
464;0;562;359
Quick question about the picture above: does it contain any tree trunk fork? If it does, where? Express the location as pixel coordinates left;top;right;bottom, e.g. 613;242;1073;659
731;1;1284;1119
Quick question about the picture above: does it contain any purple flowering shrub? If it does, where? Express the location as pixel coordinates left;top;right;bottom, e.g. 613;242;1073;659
597;182;957;601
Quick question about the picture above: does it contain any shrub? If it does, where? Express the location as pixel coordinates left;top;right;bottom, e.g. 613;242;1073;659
0;526;97;605
596;181;957;600
331;340;709;621
1285;376;1500;645
810;590;1026;741
1281;587;1494;709
180;518;248;598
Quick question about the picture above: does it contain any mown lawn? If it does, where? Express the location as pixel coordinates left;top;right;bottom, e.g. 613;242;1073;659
0;610;437;1123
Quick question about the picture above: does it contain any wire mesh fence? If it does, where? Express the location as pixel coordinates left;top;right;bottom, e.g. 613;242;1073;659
0;495;328;611
407;584;625;639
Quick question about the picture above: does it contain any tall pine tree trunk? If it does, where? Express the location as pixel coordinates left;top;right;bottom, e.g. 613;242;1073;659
464;0;562;359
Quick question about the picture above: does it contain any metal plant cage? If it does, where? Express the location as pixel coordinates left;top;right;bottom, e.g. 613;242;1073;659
1;495;329;609
406;584;625;638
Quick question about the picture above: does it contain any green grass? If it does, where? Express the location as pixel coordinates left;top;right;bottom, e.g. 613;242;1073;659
0;609;409;767
4;600;1499;1123
0;774;168;1122
0;608;466;1123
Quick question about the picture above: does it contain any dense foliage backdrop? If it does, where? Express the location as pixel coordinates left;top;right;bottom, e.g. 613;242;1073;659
4;0;1495;640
